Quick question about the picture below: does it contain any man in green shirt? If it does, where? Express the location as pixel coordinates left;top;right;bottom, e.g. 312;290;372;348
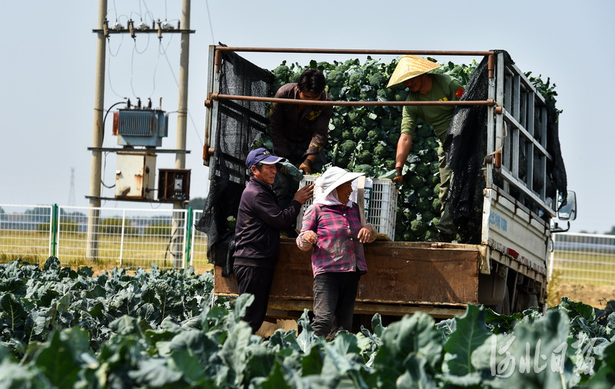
388;55;465;242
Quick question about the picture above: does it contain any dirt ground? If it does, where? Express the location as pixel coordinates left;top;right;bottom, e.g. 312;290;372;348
257;319;298;338
549;282;615;309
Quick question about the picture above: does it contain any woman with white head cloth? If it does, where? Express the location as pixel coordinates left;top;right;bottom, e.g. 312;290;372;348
296;166;377;338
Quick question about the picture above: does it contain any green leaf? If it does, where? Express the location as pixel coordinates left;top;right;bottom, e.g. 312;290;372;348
218;321;254;386
475;309;574;388
251;359;294;389
372;313;442;387
168;348;208;384
397;354;438;389
127;358;183;387
443;304;491;376
33;329;91;388
585;340;615;388
300;345;324;376
558;297;595;322
1;293;27;336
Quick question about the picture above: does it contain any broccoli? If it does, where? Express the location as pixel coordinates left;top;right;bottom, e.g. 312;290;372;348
417;198;432;212
326;69;345;87
412;163;430;177
415;125;432;138
368;72;387;88
374;144;387;159
410;219;426;235
340;140;358;155
272;63;291;84
361;115;376;129
417;186;432;199
367;130;380;143
387;132;399;145
356;150;372;164
348;68;364;86
352;126;368;140
354;164;374;176
407;175;424;189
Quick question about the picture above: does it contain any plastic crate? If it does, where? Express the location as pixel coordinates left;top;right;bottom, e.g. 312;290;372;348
297;175;398;240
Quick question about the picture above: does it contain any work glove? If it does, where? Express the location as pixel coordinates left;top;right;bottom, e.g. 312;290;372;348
393;167;404;184
278;160;304;181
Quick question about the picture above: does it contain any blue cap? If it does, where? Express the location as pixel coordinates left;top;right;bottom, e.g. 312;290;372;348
246;147;283;168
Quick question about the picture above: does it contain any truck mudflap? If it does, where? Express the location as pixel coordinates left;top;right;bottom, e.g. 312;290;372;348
214;239;483;319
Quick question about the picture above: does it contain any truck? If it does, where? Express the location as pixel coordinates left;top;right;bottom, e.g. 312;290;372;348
196;45;576;327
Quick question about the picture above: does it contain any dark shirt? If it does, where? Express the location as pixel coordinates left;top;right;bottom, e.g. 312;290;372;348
270;83;332;162
233;177;301;268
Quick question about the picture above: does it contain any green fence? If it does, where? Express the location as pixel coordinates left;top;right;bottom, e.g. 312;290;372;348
0;204;208;271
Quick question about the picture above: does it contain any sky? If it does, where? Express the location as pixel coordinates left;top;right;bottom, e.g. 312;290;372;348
0;0;613;234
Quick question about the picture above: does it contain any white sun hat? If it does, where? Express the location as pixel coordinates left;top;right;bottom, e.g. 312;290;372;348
387;55;441;88
316;166;364;197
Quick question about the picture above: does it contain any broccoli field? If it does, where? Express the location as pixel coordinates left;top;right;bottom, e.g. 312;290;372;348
261;56;558;242
1;257;614;388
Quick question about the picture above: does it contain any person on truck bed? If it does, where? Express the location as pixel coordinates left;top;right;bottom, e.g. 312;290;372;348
388;55;465;242
270;68;333;210
233;147;314;334
296;166;377;339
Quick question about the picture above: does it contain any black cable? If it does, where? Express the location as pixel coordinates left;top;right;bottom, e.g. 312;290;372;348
100;100;129;190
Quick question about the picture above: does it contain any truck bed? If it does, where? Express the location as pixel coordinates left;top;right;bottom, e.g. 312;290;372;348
214;239;486;319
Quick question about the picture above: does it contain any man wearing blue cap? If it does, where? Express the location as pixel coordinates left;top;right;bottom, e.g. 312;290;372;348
233;147;314;334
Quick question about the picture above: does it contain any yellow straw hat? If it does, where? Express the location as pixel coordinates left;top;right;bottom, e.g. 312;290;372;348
387;55;441;88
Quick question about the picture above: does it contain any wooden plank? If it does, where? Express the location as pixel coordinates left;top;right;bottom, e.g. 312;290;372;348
214;239;481;314
358;241;479;304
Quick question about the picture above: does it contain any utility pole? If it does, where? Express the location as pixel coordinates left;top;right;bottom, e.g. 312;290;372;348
171;0;191;267
68;167;76;206
86;0;107;261
86;0;193;265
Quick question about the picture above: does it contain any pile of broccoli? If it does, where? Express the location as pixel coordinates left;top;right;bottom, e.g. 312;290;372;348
268;57;477;241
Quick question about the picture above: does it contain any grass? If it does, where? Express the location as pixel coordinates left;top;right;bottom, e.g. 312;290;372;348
550;249;615;287
0;229;212;275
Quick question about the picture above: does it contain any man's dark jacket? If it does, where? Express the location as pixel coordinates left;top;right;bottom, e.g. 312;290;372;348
233;177;301;268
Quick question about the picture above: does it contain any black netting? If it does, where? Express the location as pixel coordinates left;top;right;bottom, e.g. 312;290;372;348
546;102;567;204
445;50;567;242
444;53;491;242
195;49;274;276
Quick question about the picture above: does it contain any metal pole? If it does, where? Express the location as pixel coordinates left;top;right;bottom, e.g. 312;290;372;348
215;46;494;57
207;93;495;107
175;0;190;170
172;0;191;267
86;0;107;261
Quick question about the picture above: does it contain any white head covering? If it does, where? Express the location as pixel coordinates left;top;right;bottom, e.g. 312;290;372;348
313;166;364;206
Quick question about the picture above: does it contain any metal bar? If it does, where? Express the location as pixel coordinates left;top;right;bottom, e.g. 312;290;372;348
509;63;546;105
498;169;555;215
528;93;535;137
209;93;494;107
502;110;551;159
51;204;58;257
92;29;195;34
119;209;126;267
492;52;506;189
204;45;218;165
87;147;190;153
215;46;494;57
85;195;187;204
